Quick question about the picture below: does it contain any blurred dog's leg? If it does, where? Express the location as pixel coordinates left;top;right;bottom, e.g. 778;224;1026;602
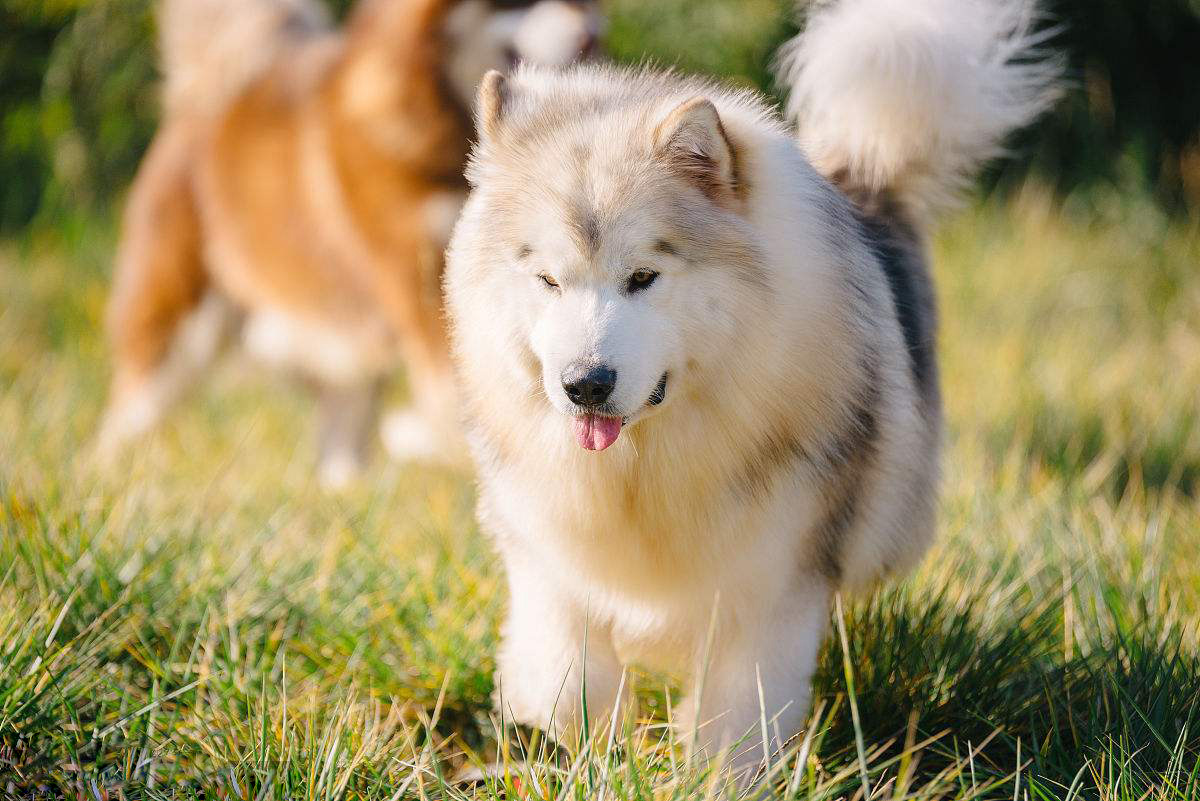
374;205;468;466
316;377;381;489
379;406;441;465
99;293;236;460
97;126;232;460
380;322;464;466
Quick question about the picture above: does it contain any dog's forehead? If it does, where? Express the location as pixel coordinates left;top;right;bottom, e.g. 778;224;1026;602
472;74;734;263
510;136;673;261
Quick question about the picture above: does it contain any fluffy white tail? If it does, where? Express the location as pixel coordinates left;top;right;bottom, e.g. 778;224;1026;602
159;0;329;117
776;0;1063;223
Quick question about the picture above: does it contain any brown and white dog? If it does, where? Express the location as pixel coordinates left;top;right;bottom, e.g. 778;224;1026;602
98;0;602;486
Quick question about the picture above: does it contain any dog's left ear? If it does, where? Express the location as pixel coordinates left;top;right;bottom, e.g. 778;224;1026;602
654;97;738;204
477;70;509;143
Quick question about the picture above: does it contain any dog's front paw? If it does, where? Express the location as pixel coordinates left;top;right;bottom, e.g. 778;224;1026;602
317;450;365;491
493;629;631;744
380;408;442;464
493;644;586;740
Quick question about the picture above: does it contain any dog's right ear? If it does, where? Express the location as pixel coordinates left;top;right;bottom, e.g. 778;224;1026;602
477;71;509;143
654;97;738;205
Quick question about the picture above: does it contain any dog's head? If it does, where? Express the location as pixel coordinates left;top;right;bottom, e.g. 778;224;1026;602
447;67;769;453
443;1;603;108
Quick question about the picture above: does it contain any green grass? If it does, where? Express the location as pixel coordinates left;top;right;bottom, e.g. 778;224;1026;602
2;0;1198;795
2;188;1198;798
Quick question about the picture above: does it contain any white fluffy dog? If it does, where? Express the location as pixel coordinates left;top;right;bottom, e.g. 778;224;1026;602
443;0;1061;769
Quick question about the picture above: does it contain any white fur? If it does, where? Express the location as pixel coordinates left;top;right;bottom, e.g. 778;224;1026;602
444;0;601;109
777;0;1063;220
318;450;364;490
159;0;329;117
379;408;444;463
513;1;601;66
423;189;469;251
241;307;382;387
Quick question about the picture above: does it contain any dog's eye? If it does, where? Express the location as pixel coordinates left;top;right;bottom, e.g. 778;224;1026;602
539;273;560;290
627;270;659;293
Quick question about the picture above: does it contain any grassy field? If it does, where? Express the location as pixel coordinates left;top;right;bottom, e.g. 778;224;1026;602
1;2;1199;794
2;183;1198;798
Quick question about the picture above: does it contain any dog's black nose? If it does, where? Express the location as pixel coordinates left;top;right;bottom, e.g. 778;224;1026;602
562;363;617;408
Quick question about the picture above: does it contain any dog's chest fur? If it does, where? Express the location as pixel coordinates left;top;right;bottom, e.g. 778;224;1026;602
478;404;826;637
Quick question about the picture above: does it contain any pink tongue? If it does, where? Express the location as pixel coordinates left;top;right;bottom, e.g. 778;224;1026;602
572;414;623;451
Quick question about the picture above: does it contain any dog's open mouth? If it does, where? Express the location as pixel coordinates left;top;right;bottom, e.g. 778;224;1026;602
572;374;668;452
647;373;668;406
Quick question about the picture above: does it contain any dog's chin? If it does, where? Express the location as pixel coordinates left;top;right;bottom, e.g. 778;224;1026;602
621;373;670;426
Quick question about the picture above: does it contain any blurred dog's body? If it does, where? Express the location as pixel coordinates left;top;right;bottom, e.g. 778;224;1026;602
99;0;601;485
445;0;1060;769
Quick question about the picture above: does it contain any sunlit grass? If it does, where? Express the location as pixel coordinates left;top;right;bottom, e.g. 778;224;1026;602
2;189;1198;798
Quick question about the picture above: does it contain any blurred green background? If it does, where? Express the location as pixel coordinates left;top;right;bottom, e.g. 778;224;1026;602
3;0;1200;234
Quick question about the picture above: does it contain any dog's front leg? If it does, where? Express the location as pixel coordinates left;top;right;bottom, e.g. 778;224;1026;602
315;377;382;489
494;549;628;745
679;577;831;776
